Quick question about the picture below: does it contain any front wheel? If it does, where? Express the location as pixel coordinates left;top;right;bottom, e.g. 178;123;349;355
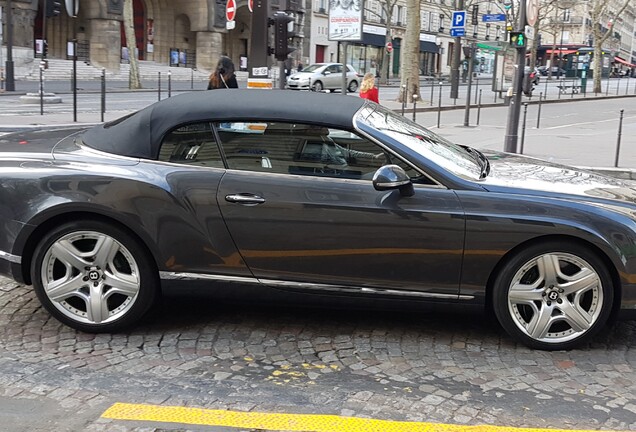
492;241;614;350
312;81;323;92
31;220;158;333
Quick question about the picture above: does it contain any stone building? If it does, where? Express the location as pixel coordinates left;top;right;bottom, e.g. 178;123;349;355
0;0;279;74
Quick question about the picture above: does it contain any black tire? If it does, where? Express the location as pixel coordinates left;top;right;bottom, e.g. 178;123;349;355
492;241;613;350
312;81;323;92
348;80;359;92
31;220;158;333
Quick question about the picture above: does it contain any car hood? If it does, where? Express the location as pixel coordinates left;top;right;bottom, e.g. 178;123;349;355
480;150;636;205
289;72;315;78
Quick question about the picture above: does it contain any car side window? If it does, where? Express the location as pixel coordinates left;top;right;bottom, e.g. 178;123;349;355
326;65;338;74
215;121;430;183
158;122;223;168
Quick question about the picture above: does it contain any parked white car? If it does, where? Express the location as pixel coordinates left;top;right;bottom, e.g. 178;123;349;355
287;63;360;92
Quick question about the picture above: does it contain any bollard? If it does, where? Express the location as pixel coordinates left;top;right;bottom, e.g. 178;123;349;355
474;76;479;105
168;72;172;98
401;83;407;116
536;92;543;129
430;79;434;106
615;109;625;167
544;74;549;99
558;77;563;100
476;89;482;126
39;63;45;116
412;94;418;122
571;78;576;99
437;82;443;128
520;103;529;154
191;69;194;90
494;78;498;103
101;68;106;122
158;72;162;101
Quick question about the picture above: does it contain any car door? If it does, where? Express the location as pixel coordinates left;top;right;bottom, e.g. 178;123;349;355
324;64;340;89
214;121;466;297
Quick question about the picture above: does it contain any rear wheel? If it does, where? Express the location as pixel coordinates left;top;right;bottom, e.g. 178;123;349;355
348;80;359;92
492;241;613;350
31;220;158;333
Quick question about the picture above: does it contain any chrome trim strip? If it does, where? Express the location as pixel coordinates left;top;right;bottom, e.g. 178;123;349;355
0;250;21;264
261;279;473;300
159;272;259;284
160;271;473;301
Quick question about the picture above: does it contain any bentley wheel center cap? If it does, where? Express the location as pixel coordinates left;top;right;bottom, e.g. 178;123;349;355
88;270;101;281
547;291;560;301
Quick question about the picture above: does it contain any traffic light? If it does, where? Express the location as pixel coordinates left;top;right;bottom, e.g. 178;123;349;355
46;0;62;18
272;12;295;61
522;69;534;96
509;31;526;48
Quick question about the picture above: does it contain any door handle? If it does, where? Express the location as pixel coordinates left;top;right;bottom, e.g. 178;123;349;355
225;194;266;205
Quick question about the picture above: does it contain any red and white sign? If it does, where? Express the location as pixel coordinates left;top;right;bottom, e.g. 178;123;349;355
526;0;539;26
386;42;393;53
226;0;236;21
248;0;253;13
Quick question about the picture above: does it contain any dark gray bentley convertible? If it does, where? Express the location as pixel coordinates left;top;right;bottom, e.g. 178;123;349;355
1;90;635;350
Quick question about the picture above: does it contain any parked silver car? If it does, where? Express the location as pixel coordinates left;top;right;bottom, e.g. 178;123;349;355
287;63;360;92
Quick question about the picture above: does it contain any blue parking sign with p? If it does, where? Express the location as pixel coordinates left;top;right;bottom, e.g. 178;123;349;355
452;10;466;28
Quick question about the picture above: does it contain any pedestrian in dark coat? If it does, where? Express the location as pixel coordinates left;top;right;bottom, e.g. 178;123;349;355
207;56;239;90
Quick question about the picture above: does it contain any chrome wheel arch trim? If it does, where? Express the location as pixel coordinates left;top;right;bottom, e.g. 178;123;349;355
0;250;21;264
159;272;473;300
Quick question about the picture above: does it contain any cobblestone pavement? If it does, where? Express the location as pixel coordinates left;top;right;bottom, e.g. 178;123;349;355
0;276;635;431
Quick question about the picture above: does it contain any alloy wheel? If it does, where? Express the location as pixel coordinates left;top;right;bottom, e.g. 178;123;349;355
40;230;141;325
506;252;603;344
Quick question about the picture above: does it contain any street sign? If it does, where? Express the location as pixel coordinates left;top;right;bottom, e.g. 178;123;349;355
482;13;506;22
226;0;236;21
526;0;539;26
525;25;535;40
451;10;466;29
450;28;465;37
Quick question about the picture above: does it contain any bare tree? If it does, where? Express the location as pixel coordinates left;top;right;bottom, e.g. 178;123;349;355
123;0;141;89
364;0;399;84
587;0;631;93
534;0;561;79
398;0;420;103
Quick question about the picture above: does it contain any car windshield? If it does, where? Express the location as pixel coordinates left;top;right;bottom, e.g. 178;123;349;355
303;64;325;72
356;104;482;180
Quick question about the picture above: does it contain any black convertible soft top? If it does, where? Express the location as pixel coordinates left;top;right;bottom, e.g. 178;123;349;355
82;89;368;160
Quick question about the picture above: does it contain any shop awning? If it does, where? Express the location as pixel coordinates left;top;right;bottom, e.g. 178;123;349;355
364;35;439;53
545;49;577;55
614;56;635;67
361;32;388;48
420;41;439;54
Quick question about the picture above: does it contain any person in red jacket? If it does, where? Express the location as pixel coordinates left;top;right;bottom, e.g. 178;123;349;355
359;72;379;103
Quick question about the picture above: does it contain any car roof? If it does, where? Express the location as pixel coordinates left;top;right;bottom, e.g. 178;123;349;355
82;89;367;160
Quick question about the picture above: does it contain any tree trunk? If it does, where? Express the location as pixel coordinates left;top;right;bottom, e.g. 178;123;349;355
124;0;142;90
399;0;420;103
592;38;603;94
380;22;392;85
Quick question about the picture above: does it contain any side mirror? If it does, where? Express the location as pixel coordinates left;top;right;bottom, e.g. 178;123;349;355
372;165;414;197
323;70;331;75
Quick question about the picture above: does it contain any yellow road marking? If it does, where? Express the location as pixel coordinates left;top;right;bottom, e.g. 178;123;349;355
102;402;624;432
